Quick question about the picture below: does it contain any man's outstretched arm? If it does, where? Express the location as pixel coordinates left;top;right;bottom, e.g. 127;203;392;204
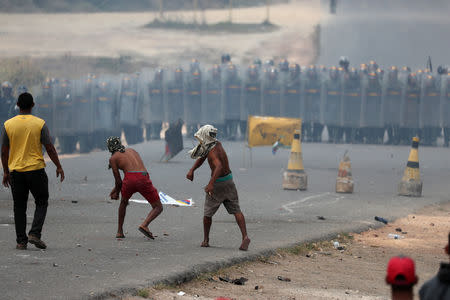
1;145;10;187
109;157;122;200
186;155;207;181
42;125;64;182
1;126;10;187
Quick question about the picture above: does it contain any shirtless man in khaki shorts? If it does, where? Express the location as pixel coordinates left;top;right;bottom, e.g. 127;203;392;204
186;125;250;251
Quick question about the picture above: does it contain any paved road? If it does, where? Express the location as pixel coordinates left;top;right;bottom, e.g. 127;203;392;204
1;140;449;299
319;0;450;69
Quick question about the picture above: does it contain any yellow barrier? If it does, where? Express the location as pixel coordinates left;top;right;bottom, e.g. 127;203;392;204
247;115;301;148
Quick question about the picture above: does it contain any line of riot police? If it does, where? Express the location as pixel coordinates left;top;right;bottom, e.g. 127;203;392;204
3;58;450;154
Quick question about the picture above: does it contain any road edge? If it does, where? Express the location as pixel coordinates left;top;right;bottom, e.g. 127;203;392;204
88;223;381;300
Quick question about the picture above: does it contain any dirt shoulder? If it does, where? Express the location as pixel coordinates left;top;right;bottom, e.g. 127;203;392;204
125;202;450;300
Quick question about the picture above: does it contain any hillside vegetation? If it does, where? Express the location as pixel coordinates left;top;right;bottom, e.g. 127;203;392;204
0;0;286;13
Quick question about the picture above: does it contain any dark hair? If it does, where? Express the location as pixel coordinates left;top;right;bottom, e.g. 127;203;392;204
17;92;34;110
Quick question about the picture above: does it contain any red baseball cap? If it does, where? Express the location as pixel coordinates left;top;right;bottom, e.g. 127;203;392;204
386;256;418;286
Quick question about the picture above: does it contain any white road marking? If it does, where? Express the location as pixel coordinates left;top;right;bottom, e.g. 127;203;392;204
281;192;331;214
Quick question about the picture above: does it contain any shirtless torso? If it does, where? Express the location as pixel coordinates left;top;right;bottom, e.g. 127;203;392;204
207;142;231;178
109;148;147;200
110;148;147;173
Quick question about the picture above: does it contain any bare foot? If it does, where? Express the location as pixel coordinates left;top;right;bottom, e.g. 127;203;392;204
239;236;251;251
201;240;210;247
116;233;125;239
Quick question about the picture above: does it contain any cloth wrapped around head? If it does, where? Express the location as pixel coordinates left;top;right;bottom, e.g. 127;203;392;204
189;125;218;159
106;136;125;154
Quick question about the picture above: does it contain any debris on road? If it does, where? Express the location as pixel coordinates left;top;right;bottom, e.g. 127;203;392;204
317;216;326;220
177;291;186;296
388;233;404;239
232;277;248;285
277;276;291;282
374;216;388;224
219;276;248;285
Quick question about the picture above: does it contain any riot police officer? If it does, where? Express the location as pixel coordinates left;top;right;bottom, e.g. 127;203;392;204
35;78;55;137
399;73;421;144
281;63;302;119
262;67;281;117
361;71;383;144
368;60;379;73
54;79;77;154
144;69;164;140
303;65;323;142
253;58;262;70
383;66;403;145
278;59;289;74
222;63;241;140
342;68;362;143
166;67;185;128
339;56;350;72
241;64;262;137
441;72;450;147
420;74;441;146
204;65;224;135
93;75;120;149
0;81;15;124
324;66;343;143
119;73;143;145
71;74;96;153
185;60;203;137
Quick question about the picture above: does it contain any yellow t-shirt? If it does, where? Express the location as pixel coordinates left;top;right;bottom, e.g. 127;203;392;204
4;115;46;172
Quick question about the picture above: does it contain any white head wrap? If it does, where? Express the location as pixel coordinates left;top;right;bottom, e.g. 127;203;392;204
189;125;218;159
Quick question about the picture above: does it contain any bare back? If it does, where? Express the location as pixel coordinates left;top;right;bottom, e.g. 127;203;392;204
207;142;231;177
110;148;147;173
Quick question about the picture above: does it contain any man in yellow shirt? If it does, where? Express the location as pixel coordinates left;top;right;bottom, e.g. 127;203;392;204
1;92;64;250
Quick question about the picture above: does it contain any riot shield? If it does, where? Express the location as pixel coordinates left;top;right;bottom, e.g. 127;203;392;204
419;74;441;146
222;64;242;140
34;79;55;136
119;73;142;145
361;73;383;143
72;76;95;152
241;65;262;138
441;75;450;146
142;69;164;140
281;68;301;119
261;68;281;117
184;67;203;137
302;69;323;142
203;65;224;133
165;69;185;124
93;75;120;149
53;79;77;154
324;70;343;143
382;72;403;145
341;71;362;143
400;74;421;144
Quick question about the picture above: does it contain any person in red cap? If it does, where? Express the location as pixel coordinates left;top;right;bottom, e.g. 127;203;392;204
419;232;450;299
386;256;418;300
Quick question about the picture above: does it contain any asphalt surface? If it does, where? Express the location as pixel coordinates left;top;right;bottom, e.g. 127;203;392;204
1;139;450;299
318;0;450;69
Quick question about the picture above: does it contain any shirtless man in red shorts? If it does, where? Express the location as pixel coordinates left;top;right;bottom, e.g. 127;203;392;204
186;125;250;251
107;137;162;239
